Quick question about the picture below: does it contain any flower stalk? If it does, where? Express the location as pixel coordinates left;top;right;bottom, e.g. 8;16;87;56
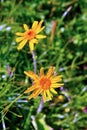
31;50;37;73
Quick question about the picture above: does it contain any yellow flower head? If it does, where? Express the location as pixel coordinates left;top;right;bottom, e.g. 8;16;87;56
16;20;46;51
24;67;64;102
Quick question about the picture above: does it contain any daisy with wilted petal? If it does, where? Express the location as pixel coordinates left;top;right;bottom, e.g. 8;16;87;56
24;67;64;102
16;20;46;51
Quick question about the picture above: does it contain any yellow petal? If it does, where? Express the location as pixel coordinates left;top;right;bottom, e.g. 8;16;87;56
29;42;34;51
36;20;45;33
50;88;57;94
23;24;29;31
38;20;44;28
36;26;45;34
47;67;55;78
42;91;47;102
34;88;43;98
16;32;24;36
32;21;38;29
24;71;39;80
28;88;42;99
51;83;64;88
16;37;25;42
40;67;44;76
29;39;38;51
36;34;46;39
24;85;38;93
30;38;38;44
51;75;63;83
28;92;36;100
17;39;27;50
46;90;52;100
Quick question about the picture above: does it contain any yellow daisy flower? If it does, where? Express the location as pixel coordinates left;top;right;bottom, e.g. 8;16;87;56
24;67;64;102
16;20;46;51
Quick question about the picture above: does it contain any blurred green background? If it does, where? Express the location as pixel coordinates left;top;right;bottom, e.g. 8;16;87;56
0;0;87;130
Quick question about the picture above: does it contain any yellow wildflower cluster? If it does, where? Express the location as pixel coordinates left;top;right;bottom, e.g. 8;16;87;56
16;20;63;102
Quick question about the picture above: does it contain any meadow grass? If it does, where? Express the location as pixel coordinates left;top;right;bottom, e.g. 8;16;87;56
0;0;87;130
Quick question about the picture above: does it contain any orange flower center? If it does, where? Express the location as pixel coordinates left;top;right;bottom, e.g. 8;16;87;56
39;77;51;90
27;29;36;40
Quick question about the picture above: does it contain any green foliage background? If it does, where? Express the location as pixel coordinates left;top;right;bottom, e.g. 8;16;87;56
0;0;87;130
